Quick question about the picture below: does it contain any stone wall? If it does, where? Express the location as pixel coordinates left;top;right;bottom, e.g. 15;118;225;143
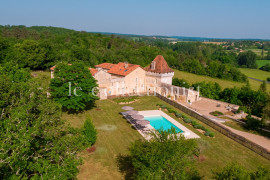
156;93;270;161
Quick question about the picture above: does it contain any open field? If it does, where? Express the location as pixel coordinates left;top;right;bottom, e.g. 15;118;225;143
257;60;270;68
239;68;270;81
61;96;270;179
246;48;268;56
173;69;270;91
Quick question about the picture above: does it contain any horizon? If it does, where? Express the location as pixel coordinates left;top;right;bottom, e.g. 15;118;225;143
1;0;270;39
2;24;270;41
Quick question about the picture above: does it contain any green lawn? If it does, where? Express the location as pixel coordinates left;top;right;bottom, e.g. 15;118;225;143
62;96;270;179
239;68;270;81
173;69;270;91
257;60;270;68
246;48;268;56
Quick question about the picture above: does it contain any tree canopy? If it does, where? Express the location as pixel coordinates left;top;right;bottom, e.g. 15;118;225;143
237;51;257;69
50;62;99;111
0;63;90;179
128;130;201;179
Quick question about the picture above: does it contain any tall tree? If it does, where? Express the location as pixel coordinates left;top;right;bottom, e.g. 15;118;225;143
259;81;267;93
50;62;99;111
237;51;257;69
261;45;264;60
11;40;47;69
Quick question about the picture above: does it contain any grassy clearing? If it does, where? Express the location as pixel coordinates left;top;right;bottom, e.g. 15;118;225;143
173;69;270;91
246;48;268;56
257;60;270;68
62;96;270;179
239;68;270;81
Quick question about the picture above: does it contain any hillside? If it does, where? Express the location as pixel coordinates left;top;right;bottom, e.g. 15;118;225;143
239;68;270;81
174;69;270;91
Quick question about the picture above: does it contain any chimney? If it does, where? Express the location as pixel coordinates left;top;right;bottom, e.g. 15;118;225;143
124;62;128;68
151;61;156;70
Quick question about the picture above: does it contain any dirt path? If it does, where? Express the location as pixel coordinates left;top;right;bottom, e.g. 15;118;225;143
220;123;270;151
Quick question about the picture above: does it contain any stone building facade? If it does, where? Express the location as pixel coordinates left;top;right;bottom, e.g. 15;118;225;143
50;55;200;102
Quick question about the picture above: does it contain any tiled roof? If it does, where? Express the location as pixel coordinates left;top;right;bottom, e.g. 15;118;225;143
144;55;173;73
89;68;98;76
95;63;115;70
107;62;140;76
93;62;141;76
50;65;56;71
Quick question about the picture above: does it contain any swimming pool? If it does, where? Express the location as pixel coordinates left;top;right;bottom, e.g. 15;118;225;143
144;116;184;133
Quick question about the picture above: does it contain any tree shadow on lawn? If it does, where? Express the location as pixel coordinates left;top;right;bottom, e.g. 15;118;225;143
116;154;135;180
62;102;98;114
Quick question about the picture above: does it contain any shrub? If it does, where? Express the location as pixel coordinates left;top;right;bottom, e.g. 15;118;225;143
267;77;270;82
191;120;199;127
175;112;183;118
156;103;163;107
209;132;215;137
204;130;214;137
200;126;207;131
161;105;167;109
204;131;211;136
182;115;188;119
83;117;97;146
168;108;177;114
194;124;203;129
183;118;192;123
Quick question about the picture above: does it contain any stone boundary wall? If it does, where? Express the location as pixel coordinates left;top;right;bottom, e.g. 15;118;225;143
156;93;270;161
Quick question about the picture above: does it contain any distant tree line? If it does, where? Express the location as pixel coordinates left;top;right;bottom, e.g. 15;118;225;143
0;25;248;82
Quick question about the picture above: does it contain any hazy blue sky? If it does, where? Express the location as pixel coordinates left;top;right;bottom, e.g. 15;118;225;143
1;0;269;39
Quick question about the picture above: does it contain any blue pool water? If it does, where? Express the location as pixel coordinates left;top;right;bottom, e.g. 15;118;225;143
144;116;183;133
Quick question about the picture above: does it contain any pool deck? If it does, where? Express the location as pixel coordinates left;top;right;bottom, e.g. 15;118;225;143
122;110;200;140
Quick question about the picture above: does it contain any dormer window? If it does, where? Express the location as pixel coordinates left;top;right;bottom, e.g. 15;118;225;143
151;61;156;70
